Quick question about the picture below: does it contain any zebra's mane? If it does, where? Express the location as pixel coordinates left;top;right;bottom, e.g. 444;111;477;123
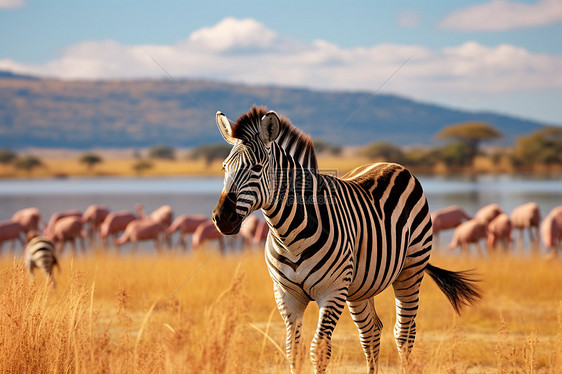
231;105;318;171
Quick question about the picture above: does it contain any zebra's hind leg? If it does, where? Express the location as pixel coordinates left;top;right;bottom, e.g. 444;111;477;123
274;284;308;374
347;298;383;374
392;269;424;364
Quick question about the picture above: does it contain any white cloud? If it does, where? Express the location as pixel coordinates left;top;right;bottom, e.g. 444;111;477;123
1;17;562;117
186;17;281;52
440;0;562;31
0;0;24;9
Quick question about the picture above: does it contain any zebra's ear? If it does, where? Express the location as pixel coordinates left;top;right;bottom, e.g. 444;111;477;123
260;111;280;146
216;111;236;145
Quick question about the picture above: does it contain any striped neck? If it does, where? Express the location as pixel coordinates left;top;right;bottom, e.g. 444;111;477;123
263;143;320;249
274;120;318;171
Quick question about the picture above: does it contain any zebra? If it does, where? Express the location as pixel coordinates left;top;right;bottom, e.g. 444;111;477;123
211;105;481;373
24;234;59;288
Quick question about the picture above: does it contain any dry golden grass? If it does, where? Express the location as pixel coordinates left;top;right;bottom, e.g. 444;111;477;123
2;153;560;179
0;158;227;178
1;248;561;373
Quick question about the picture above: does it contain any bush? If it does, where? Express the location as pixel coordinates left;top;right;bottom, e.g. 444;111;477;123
0;149;16;164
189;144;232;165
437;142;473;168
511;127;562;170
402;148;440;169
359;141;406;164
133;160;154;174
14;155;43;172
148;145;176;160
313;140;342;156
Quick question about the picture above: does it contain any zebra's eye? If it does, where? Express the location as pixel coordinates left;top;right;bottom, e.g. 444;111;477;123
251;164;263;173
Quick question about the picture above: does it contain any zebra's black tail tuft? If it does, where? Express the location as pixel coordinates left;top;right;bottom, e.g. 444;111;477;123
425;263;482;315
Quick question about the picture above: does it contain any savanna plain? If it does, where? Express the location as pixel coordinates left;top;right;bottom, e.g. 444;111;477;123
1;243;561;373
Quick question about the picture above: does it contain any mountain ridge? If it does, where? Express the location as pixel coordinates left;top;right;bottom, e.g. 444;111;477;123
0;71;553;150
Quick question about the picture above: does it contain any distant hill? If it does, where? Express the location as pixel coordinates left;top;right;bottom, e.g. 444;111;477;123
0;71;553;150
0;70;38;80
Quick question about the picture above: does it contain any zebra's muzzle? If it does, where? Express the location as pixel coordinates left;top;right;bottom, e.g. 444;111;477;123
212;192;243;235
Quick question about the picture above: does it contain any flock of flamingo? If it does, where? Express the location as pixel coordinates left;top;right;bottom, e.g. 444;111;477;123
433;202;562;256
0;204;269;255
2;202;562;256
1;201;561;287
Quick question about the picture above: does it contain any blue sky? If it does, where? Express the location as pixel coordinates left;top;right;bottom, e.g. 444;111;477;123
1;0;561;125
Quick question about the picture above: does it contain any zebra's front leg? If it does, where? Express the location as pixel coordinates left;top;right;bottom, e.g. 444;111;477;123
347;298;383;374
274;284;308;374
310;294;347;373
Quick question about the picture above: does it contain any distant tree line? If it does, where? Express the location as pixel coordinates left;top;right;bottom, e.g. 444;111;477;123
358;122;562;174
0;149;43;173
1;122;560;176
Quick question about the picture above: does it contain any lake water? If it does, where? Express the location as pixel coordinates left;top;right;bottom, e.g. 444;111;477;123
1;174;561;251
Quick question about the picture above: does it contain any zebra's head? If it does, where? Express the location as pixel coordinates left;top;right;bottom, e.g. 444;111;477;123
212;106;280;235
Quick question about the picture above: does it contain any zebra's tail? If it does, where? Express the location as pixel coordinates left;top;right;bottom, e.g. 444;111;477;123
53;255;61;274
425;263;482;315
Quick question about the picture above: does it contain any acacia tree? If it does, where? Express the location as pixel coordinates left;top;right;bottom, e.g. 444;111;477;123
79;153;103;171
435;121;502;167
14;155;43;174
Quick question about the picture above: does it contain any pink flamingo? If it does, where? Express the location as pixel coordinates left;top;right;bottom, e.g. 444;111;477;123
81;204;110;245
510;202;541;251
166;214;209;249
239;215;260;248
115;219;168;252
487;213;513;252
192;220;225;253
0;220;26;253
47;216;86;255
136;204;174;228
474;203;503;225
45;210;82;237
541;206;562;257
99;211;137;248
253;219;269;246
12;207;42;232
448;219;488;256
431;205;471;249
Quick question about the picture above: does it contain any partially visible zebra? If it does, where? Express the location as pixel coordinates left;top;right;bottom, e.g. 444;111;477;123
211;106;481;374
24;234;59;288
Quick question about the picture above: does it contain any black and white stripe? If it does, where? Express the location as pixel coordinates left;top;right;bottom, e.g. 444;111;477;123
212;106;480;373
25;236;58;288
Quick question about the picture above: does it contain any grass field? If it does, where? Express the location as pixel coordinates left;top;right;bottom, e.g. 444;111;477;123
1;245;561;373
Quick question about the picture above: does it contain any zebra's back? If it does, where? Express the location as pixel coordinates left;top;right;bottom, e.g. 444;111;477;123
339;162;433;301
